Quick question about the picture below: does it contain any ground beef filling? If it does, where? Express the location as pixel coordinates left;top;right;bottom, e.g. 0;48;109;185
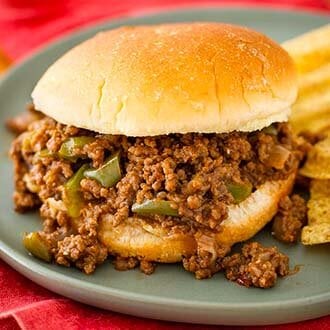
10;115;301;282
222;242;290;288
272;194;307;243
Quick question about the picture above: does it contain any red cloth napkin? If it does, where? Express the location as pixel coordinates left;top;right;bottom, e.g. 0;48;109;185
0;0;329;60
0;1;329;329
1;258;330;330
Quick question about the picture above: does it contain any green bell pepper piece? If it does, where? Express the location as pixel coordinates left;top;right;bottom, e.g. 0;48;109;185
132;200;178;216
33;149;55;161
226;181;253;204
59;136;94;161
23;232;51;262
63;164;89;218
84;153;122;188
38;149;54;157
262;124;278;136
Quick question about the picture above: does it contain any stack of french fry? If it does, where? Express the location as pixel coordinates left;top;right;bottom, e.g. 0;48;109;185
283;25;330;245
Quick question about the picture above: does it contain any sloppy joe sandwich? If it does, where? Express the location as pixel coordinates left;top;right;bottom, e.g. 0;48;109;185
9;23;303;286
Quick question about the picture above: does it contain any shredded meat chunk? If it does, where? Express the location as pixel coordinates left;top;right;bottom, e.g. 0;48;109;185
183;251;223;279
139;260;156;275
222;242;290;288
113;257;155;275
113;256;139;271
272;194;307;243
11;134;41;212
183;234;230;279
40;203;108;274
56;234;108;274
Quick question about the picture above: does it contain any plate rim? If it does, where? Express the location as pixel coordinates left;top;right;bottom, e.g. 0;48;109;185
1;240;330;310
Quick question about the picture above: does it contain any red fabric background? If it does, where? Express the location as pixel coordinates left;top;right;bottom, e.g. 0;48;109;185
0;1;329;329
0;0;329;60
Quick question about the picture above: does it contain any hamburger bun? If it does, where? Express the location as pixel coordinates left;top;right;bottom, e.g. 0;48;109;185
31;23;299;266
98;174;295;261
32;23;297;136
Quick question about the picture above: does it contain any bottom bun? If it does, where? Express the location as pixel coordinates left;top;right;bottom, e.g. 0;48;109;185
99;174;295;262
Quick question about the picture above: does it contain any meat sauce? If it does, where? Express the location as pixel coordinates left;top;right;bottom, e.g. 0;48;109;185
9;111;306;286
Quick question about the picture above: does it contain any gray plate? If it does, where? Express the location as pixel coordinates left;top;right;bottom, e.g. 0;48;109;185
0;7;329;326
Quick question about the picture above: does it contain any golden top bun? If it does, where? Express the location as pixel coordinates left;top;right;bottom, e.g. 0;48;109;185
32;23;297;136
98;174;295;262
